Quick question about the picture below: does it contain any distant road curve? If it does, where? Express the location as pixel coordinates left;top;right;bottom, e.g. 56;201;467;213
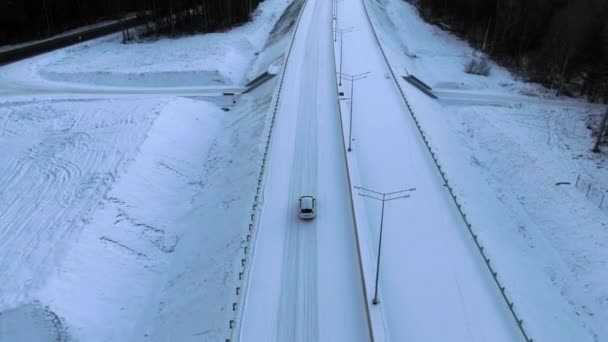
0;85;246;98
0;15;142;66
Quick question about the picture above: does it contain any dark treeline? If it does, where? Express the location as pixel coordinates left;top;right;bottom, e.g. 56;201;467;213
0;0;264;46
413;0;608;102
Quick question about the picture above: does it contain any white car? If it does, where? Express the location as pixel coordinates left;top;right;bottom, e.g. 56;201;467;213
298;196;316;219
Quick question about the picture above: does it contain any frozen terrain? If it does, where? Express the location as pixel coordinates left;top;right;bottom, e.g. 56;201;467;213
1;0;606;340
0;0;300;340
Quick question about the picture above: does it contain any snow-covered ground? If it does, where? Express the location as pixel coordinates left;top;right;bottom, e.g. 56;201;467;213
364;0;608;340
0;0;300;340
2;0;606;340
0;0;286;91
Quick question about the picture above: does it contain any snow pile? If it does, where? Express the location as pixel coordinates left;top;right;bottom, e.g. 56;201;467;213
128;82;278;342
365;0;608;340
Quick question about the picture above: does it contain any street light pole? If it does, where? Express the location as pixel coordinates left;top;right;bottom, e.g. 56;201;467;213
338;27;353;81
349;78;355;151
355;186;416;305
334;0;343;42
333;28;353;82
374;193;386;305
337;72;369;152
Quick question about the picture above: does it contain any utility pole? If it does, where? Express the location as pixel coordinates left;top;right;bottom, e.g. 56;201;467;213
355;186;416;305
334;0;343;42
337;72;370;151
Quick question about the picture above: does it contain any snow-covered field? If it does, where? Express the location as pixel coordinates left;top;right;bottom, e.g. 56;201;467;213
2;0;606;339
0;0;299;340
364;0;608;340
0;0;288;92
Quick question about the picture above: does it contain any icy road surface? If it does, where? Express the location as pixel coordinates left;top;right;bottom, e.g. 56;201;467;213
239;0;371;340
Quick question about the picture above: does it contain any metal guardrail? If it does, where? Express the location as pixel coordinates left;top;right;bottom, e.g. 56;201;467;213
242;72;277;94
402;75;437;99
359;0;534;341
224;1;309;341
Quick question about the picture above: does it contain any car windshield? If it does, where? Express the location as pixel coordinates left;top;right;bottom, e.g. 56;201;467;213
301;208;313;213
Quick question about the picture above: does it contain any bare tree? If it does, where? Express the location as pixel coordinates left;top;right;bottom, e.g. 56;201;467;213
593;109;608;153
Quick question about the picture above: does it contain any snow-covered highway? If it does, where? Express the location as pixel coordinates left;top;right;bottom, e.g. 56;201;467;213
238;0;371;340
239;0;527;340
2;0;605;339
335;0;524;340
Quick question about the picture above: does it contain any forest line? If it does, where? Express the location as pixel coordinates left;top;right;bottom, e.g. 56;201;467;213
0;0;264;45
413;0;608;103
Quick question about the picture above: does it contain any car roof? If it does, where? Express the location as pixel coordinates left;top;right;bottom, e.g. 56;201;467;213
300;196;315;207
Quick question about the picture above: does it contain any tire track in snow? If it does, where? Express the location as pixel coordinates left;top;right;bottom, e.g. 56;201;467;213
0;100;160;303
0;108;12;137
0;132;93;279
276;0;321;338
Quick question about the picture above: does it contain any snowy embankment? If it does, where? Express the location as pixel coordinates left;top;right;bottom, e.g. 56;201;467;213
0;0;285;91
364;0;607;341
0;0;299;341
